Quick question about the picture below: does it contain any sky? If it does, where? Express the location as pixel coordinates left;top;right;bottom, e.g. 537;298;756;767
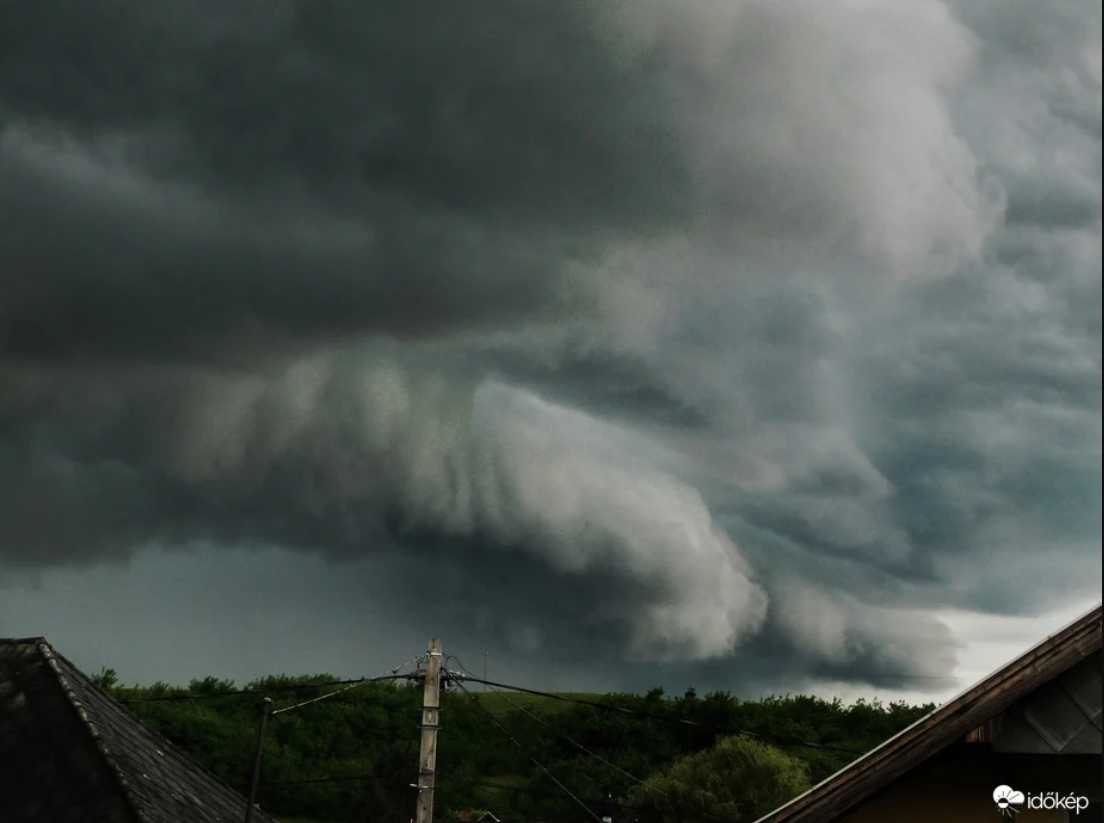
1;0;1100;703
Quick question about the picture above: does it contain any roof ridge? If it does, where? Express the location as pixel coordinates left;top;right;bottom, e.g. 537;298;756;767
35;638;146;823
43;642;279;822
754;602;1103;822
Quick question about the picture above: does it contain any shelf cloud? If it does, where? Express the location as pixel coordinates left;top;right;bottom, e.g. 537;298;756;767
1;0;1099;692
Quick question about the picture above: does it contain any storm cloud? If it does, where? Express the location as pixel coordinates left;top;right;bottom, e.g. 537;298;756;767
1;0;1099;693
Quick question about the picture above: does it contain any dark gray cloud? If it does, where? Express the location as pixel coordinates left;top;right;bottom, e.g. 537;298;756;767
0;131;578;360
0;0;1099;695
1;2;695;219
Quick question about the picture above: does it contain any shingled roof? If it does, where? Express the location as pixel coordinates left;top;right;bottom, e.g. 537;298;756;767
754;602;1103;823
0;637;279;823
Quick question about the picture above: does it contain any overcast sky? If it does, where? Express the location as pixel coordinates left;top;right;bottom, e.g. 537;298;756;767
1;0;1100;703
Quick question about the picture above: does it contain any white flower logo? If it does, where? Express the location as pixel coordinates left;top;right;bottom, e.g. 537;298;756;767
993;785;1025;816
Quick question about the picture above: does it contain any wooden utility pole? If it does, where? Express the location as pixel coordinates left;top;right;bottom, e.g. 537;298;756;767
414;638;443;823
244;697;273;823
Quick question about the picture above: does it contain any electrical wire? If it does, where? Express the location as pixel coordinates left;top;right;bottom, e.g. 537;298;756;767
241;767;695;818
119;655;857;753
496;688;649;785
119;653;426;705
117;674;414;704
271;673;414;715
447;658;647;788
270;653;428;714
448;672;865;756
454;679;605;822
464;778;650;814
112;649;874;821
447;661;736;823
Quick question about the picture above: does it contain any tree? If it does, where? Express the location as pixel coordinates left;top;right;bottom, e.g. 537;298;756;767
626;735;810;823
92;667;119;689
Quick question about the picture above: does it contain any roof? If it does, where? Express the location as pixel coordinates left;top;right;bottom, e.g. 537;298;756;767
0;637;279;823
755;602;1104;823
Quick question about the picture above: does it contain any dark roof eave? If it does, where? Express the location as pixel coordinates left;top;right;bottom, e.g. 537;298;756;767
754;602;1104;823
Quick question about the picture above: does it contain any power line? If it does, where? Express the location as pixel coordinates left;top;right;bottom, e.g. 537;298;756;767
447;657;648;788
449;661;736;823
272;673;413;716
118;672;421;705
447;673;865;756
249;772;622;810
104;643;894;823
449;673;691;720
454;679;605;822
466;778;648;814
119;661;862;755
495;687;649;785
